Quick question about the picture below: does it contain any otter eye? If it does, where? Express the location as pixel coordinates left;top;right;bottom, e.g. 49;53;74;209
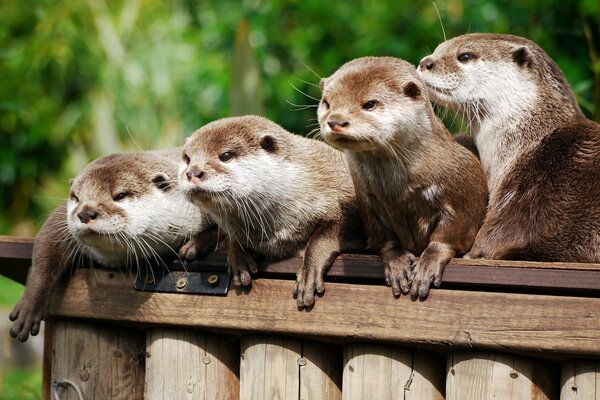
70;192;79;202
458;53;473;63
362;100;378;111
182;153;190;164
219;151;234;162
113;191;130;202
322;99;330;109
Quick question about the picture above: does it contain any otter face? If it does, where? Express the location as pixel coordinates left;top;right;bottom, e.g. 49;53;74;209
179;117;281;211
67;153;195;266
417;33;537;121
319;57;429;153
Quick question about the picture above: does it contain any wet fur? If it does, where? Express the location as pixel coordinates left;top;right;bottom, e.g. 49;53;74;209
319;57;487;298
179;115;366;307
10;150;212;341
419;33;600;262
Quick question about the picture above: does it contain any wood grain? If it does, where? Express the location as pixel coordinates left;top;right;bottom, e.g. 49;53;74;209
50;319;145;400
342;343;444;400
240;335;341;400
48;269;600;356
446;351;559;400
145;328;239;400
561;359;600;399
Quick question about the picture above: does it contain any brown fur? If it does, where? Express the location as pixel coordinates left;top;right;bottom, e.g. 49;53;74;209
419;33;600;262
10;150;212;341
319;57;487;298
179;115;366;307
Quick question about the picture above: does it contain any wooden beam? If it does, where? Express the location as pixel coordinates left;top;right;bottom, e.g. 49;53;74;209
48;269;600;357
0;235;33;284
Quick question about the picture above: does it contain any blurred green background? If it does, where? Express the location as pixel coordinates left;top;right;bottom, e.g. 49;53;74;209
0;0;598;397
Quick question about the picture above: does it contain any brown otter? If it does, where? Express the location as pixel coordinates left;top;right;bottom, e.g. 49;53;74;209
10;149;214;341
178;115;366;307
418;33;600;262
319;57;487;298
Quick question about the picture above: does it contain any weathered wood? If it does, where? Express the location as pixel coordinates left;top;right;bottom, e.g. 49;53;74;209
240;335;341;400
48;269;600;356
145;328;239;400
342;343;444;400
0;235;33;284
50;319;145;400
446;351;559;399
561;359;600;399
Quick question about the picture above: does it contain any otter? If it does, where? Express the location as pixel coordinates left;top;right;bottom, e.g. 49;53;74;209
319;57;487;299
178;115;366;307
418;33;600;262
10;149;214;341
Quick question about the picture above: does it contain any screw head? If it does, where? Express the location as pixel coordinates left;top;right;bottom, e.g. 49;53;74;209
208;274;220;286
176;278;187;289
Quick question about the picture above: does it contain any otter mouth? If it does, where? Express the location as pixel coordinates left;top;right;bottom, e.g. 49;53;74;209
186;186;215;202
422;80;453;96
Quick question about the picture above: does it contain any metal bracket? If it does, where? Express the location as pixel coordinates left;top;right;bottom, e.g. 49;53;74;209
134;258;230;296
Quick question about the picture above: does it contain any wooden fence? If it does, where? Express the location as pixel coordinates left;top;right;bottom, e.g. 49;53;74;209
1;235;599;399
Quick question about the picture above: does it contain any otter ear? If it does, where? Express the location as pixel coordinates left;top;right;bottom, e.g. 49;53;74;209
319;78;326;91
152;173;174;192
260;135;278;153
512;46;532;67
403;81;421;98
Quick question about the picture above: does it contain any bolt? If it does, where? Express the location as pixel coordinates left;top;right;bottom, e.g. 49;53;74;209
79;369;90;382
208;274;220;286
510;372;518;379
348;365;354;373
114;350;122;358
187;384;194;393
298;357;307;366
176;278;187;290
203;356;211;365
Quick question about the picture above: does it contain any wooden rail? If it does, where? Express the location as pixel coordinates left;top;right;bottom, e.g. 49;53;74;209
2;235;600;399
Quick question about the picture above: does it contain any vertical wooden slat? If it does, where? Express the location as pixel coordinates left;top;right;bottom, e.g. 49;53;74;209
342;343;445;400
50;320;145;400
561;359;600;399
447;351;559;400
240;335;342;400
144;328;239;400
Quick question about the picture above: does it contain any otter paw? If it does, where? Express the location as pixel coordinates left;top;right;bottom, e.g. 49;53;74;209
227;251;258;287
292;266;325;308
179;239;198;260
9;300;46;342
384;252;416;297
409;262;443;300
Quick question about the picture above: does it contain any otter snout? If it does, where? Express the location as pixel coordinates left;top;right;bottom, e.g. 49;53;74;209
327;120;349;133
418;57;435;72
186;167;205;183
78;207;98;224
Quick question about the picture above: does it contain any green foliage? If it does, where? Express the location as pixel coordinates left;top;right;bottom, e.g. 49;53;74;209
0;367;43;400
0;276;24;306
0;0;597;236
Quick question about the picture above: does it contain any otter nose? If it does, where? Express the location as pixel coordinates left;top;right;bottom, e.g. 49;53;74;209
78;207;98;224
327;120;349;133
186;169;205;182
419;57;435;71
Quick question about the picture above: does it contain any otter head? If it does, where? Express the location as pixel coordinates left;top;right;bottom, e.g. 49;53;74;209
417;33;579;126
319;57;429;153
179;116;282;212
67;152;193;266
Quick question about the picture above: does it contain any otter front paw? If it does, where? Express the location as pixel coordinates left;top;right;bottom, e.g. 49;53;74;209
179;239;199;261
409;261;442;300
227;249;258;287
9;298;47;342
292;265;325;308
384;252;416;297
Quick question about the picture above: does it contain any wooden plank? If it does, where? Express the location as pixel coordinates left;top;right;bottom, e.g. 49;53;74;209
0;236;33;284
50;319;145;400
446;351;559;399
240;335;341;400
342;343;444;400
48;269;600;356
145;328;239;399
561;359;600;399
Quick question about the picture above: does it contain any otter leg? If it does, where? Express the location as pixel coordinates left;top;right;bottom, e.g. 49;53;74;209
410;241;455;299
227;241;258;287
10;204;71;342
293;218;366;308
380;242;417;297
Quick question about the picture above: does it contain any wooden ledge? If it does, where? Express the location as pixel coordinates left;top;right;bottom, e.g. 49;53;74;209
48;268;600;357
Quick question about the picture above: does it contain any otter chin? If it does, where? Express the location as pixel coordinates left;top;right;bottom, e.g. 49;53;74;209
319;56;487;299
418;33;600;262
